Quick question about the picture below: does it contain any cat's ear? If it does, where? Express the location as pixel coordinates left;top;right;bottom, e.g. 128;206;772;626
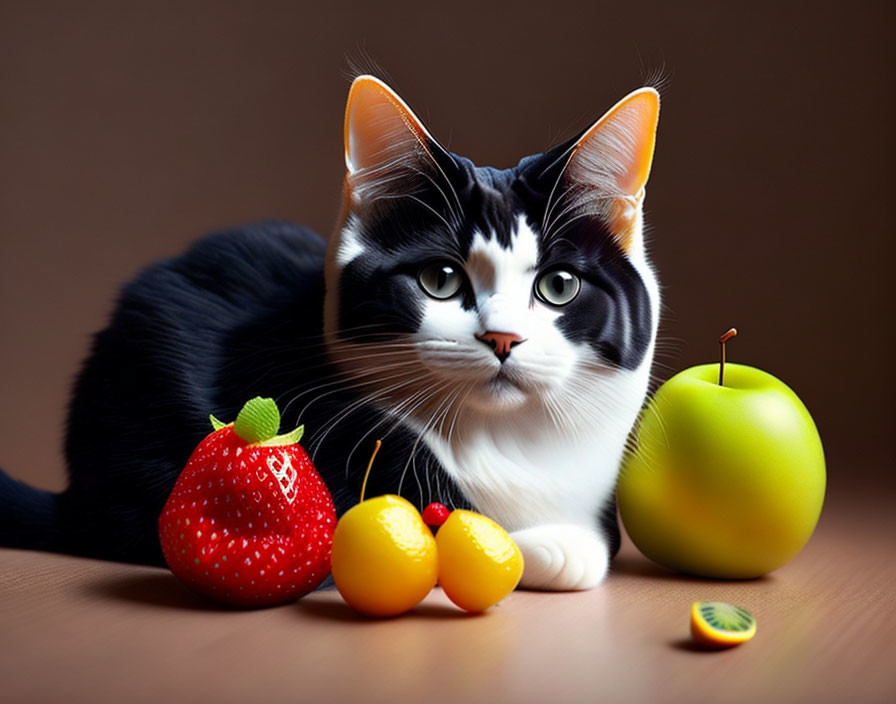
562;88;660;250
343;75;438;203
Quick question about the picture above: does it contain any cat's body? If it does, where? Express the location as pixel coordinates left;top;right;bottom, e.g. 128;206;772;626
56;222;465;565
0;76;661;590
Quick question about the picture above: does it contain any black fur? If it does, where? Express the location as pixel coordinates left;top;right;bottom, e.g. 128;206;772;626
0;138;647;565
1;222;469;565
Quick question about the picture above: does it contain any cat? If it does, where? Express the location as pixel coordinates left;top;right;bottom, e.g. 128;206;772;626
0;75;660;591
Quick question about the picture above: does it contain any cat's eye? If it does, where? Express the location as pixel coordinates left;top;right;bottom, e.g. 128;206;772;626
418;262;465;300
535;269;581;306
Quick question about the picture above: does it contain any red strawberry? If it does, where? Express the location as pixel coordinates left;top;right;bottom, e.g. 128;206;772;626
159;397;336;607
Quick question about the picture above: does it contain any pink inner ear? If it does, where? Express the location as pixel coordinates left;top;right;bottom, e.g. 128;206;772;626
344;76;431;174
567;88;660;198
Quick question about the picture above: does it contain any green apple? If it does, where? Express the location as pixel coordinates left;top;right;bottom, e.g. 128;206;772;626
618;362;825;578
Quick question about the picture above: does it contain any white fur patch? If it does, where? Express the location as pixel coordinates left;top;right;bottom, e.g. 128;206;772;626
335;217;365;267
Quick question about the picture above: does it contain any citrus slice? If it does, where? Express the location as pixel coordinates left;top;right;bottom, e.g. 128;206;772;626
690;601;756;648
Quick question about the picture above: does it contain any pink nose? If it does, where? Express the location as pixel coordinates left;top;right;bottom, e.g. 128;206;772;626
475;331;525;362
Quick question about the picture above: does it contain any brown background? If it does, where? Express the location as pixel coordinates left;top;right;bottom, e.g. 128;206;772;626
1;1;893;493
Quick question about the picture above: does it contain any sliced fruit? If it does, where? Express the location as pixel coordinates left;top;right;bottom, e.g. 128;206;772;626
435;509;524;612
690;601;757;648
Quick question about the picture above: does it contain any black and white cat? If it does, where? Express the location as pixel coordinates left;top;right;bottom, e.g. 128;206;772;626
0;75;660;591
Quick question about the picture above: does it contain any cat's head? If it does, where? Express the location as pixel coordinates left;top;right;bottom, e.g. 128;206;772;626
324;76;660;425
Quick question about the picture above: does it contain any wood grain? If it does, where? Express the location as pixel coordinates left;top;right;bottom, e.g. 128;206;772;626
1;480;894;704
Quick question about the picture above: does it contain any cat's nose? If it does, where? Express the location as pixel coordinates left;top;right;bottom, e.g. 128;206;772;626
475;331;525;363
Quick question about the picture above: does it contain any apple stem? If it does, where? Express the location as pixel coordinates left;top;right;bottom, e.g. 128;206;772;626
359;440;382;503
718;328;738;386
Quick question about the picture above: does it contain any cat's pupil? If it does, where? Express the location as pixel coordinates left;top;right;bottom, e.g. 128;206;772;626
551;274;567;295
535;269;580;306
418;261;463;299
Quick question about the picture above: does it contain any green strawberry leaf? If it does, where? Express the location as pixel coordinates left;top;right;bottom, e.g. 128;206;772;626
233;397;280;444
258;424;304;447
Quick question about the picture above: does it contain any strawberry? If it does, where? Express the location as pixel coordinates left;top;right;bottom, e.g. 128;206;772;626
159;397;336;607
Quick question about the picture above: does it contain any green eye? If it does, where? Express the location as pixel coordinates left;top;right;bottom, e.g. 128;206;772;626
418;262;464;300
535;269;581;306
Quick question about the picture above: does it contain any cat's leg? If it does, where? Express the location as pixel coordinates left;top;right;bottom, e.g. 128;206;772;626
510;523;610;591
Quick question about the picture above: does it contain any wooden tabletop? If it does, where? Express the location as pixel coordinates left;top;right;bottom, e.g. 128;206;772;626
1;474;894;704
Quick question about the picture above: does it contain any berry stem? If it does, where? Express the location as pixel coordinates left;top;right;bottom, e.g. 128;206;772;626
718;328;737;386
360;440;382;503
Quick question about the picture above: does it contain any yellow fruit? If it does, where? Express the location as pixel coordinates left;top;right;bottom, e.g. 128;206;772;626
330;494;438;617
690;601;757;648
435;509;524;612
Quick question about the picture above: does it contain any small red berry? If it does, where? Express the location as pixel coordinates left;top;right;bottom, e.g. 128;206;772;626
422;502;451;527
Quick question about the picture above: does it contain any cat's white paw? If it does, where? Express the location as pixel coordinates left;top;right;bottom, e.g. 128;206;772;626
510;524;609;591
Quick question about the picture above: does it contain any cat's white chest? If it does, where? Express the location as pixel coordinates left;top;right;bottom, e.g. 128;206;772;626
450;431;620;529
416;373;646;532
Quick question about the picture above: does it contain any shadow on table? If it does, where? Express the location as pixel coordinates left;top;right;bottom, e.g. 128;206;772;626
610;555;775;585
296;596;484;623
88;572;483;619
86;572;238;612
668;637;734;654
